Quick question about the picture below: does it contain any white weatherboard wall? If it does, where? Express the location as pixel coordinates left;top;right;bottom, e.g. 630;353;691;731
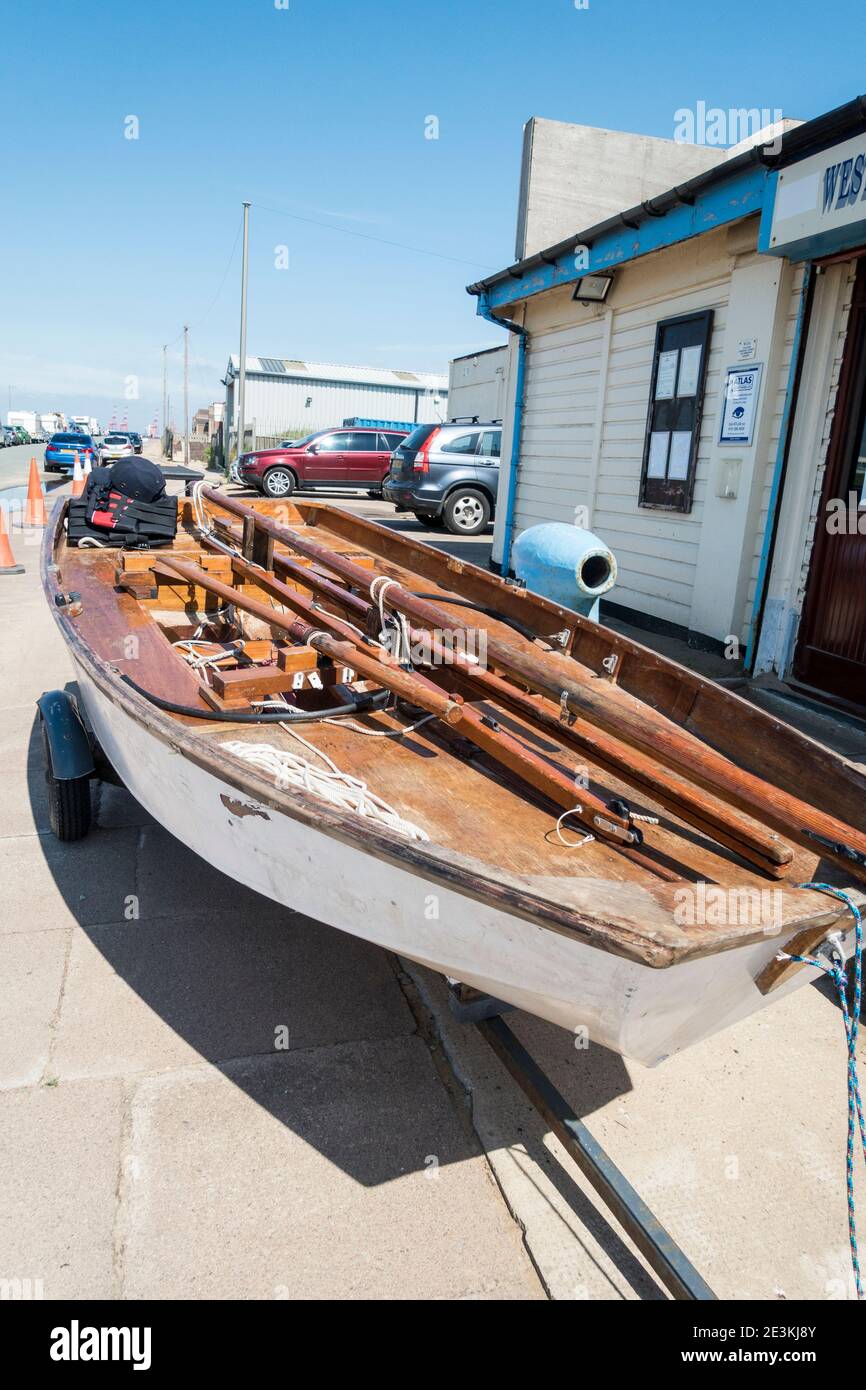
493;218;806;643
689;251;796;645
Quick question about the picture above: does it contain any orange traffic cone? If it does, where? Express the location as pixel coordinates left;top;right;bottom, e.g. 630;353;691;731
24;457;47;527
0;504;25;574
71;452;85;498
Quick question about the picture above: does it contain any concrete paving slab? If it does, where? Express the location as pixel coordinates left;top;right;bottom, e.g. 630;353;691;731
53;908;415;1079
135;821;304;921
0;827;141;933
0;1077;124;1299
94;782;156;831
0;768;50;839
122;1040;542;1300
0;705;44;772
405;961;864;1302
0;929;70;1086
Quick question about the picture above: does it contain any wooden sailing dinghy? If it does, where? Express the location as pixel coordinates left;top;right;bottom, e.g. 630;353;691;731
41;484;866;1066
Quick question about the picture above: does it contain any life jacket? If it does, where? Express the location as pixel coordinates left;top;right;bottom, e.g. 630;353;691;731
70;460;178;548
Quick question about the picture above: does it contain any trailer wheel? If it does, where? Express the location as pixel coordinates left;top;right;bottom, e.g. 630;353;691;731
41;722;92;841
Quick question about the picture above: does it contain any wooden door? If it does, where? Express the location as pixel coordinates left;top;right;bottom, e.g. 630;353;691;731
794;258;866;705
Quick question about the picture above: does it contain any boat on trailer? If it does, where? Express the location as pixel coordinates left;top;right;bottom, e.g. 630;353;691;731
40;485;866;1067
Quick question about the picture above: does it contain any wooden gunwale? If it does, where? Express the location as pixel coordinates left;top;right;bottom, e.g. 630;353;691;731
41;496;855;969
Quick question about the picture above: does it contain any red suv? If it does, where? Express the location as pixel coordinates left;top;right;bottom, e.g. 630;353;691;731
236;427;410;498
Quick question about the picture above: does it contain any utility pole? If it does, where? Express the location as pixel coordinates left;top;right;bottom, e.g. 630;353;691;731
236;201;251;465
183;325;189;467
162;345;168;450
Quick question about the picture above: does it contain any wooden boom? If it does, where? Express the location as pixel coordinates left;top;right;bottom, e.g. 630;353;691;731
200;488;866;882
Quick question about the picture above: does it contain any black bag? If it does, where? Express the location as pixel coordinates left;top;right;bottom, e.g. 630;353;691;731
68;459;178;549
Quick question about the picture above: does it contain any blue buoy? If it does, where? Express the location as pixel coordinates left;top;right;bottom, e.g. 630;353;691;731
511;523;617;620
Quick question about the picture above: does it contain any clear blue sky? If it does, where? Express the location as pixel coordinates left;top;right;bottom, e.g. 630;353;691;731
1;0;863;430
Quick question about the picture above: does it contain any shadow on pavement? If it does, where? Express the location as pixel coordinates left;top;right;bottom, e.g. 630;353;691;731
24;693;659;1294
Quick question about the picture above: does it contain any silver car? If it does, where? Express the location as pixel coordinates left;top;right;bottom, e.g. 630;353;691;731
100;432;136;462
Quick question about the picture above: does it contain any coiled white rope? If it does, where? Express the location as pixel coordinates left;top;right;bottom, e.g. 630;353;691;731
173;639;241;685
370;574;412;665
221;727;430;842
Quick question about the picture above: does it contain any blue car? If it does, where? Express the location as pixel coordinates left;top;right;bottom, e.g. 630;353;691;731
44;432;98;474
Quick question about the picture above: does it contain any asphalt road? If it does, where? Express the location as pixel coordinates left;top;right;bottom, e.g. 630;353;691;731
0;441;50;493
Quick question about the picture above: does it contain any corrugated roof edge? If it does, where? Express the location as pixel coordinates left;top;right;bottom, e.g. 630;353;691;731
225;356;448;386
466;94;866;298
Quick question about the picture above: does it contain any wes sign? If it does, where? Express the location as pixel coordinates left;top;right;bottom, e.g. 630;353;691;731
760;131;866;260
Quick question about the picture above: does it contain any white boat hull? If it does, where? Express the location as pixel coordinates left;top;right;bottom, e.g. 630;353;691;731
74;662;852;1067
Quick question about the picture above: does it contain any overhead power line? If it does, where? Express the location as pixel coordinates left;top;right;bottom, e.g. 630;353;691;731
252;201;497;271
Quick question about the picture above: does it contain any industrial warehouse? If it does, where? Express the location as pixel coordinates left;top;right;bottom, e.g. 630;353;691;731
223;355;448;453
472;96;866;710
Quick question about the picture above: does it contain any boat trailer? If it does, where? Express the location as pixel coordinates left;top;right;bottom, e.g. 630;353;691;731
448;981;717;1301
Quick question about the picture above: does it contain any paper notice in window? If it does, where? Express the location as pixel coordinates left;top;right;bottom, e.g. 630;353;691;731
668;431;692;481
655;350;678;400
677;345;702;397
647;431;670;478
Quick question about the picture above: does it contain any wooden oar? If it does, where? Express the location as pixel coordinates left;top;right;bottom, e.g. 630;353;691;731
153;551;641;849
220;537;791;878
201;550;650;850
198;488;866;883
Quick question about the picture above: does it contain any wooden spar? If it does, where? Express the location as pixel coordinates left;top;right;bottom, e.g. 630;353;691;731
198;488;866;882
440;669;793;878
151;556;463;725
220;537;791;878
155;550;640;848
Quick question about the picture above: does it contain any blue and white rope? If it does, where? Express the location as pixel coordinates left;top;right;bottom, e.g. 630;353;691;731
777;883;864;1299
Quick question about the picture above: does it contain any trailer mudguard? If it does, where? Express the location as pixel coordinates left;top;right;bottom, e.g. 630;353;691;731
37;690;95;781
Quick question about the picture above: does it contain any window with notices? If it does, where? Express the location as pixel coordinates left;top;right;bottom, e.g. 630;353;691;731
639;309;714;512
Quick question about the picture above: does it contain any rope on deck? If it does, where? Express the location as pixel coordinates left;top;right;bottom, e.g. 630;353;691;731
222;725;430;843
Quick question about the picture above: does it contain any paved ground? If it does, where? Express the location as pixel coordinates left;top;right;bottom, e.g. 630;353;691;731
1;460;863;1301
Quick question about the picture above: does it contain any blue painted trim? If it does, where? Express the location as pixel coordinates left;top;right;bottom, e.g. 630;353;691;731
478;293;526;574
756;170;779;254
479;165;769;312
744;262;813;670
763;222;866;262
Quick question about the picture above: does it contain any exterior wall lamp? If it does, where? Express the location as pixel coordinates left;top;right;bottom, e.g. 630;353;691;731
572;273;614;303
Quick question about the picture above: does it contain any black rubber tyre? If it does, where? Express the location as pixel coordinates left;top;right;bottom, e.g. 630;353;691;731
442;488;491;536
262;467;297;499
41;722;92;841
414;512;444;528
